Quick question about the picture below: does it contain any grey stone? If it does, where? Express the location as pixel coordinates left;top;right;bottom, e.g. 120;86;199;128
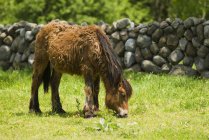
105;25;115;34
191;26;197;36
0;45;11;61
136;35;151;48
141;60;161;73
204;54;209;69
203;20;209;26
128;31;138;38
179;38;188;51
18;38;28;53
125;38;136;52
14;53;22;63
147;22;159;35
204;39;209;47
163;26;174;35
192;37;201;48
124;51;136;68
184;17;194;28
169;64;197;76
183;56;194;67
3;36;13;45
185;42;196;57
25;31;34;41
81;22;88;26
19;28;26;37
28;54;35;65
192;17;202;25
167;34;179;47
201;71;209;78
9;53;15;63
11;36;21;52
0;61;10;70
0;32;6;40
141;48;152;60
29;41;35;53
184;29;193;41
197;45;209;58
171;18;182;29
161;63;172;73
127;64;141;72
150;42;160;55
153;55;167;66
196;24;204;41
168;49;184;64
159;47;171;58
160;21;169;29
114;41;125;57
135;47;143;63
204;25;209;38
113;18;130;29
111;31;120;41
31;25;41;35
152;28;163;42
166;18;172;24
139;28;148;34
195;57;205;72
158;36;167;48
177;25;185;38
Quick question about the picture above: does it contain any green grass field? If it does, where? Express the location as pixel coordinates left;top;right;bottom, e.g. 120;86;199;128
0;69;208;140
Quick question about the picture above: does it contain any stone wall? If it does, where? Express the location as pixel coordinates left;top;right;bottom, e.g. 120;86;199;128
1;18;209;77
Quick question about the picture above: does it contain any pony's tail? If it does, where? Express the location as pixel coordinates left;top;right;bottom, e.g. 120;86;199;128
43;62;51;93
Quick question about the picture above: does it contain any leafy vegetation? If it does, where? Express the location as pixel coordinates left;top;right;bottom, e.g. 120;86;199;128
0;69;208;139
1;0;209;24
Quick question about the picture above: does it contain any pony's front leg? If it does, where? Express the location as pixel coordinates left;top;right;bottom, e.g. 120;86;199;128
83;74;96;118
51;70;65;114
93;76;100;111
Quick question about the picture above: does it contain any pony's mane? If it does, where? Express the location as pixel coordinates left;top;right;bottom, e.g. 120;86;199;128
96;30;122;88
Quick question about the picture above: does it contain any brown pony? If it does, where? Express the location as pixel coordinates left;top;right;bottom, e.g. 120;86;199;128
29;21;132;118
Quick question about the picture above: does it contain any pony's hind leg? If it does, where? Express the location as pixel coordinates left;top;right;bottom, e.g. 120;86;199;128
50;69;65;113
93;76;100;111
83;74;96;118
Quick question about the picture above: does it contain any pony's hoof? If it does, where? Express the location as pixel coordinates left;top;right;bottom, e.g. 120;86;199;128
29;108;42;114
52;108;66;114
84;111;96;118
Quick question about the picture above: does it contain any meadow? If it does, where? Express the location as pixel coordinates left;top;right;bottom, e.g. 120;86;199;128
0;69;208;140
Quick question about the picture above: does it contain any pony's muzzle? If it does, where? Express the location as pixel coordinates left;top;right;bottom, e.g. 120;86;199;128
117;108;128;118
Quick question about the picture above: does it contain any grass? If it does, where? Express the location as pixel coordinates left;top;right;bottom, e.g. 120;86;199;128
0;69;209;140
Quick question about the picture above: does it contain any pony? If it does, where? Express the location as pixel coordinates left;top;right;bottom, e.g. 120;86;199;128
29;21;132;118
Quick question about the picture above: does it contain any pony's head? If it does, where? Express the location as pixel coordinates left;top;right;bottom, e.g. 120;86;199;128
105;78;132;118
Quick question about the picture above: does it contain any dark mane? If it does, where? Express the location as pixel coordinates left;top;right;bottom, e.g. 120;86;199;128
96;30;122;88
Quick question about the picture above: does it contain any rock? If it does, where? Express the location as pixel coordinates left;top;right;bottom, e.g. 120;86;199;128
152;28;163;42
158;36;167;48
139;28;148;34
183;56;194;67
25;31;34;41
150;42;160;55
31;25;41;35
29;41;35;53
125;38;136;52
177;25;185;38
0;45;11;61
128;31;138;38
135;47;143;63
168;49;184;64
3;36;13;45
111;31;120;41
19;28;26;37
11;36;21;52
136;35;151;48
201;71;209;78
204;25;209;38
114;41;125;57
161;63;171;73
197;45;209;58
147;22;159;35
192;17;202;25
192;37;201;48
153;55;167;66
191;26;197;36
127;64;141;72
160;21;169;29
105;25;115;34
0;61;10;70
184;17;194;28
169;64;197;76
124;51;136;68
9;53;16;63
196;24;204;41
167;34;179;47
204;54;209;69
194;57;205;72
163;26;174;35
113;18;130;29
159;47;171;58
0;32;6;40
171;18;181;29
184;29;193;41
141;48;152;60
120;30;129;41
185;42;196;57
14;53;22;63
18;38;28;53
203;39;209;47
141;60;161;73
179;38;188;51
28;54;35;65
